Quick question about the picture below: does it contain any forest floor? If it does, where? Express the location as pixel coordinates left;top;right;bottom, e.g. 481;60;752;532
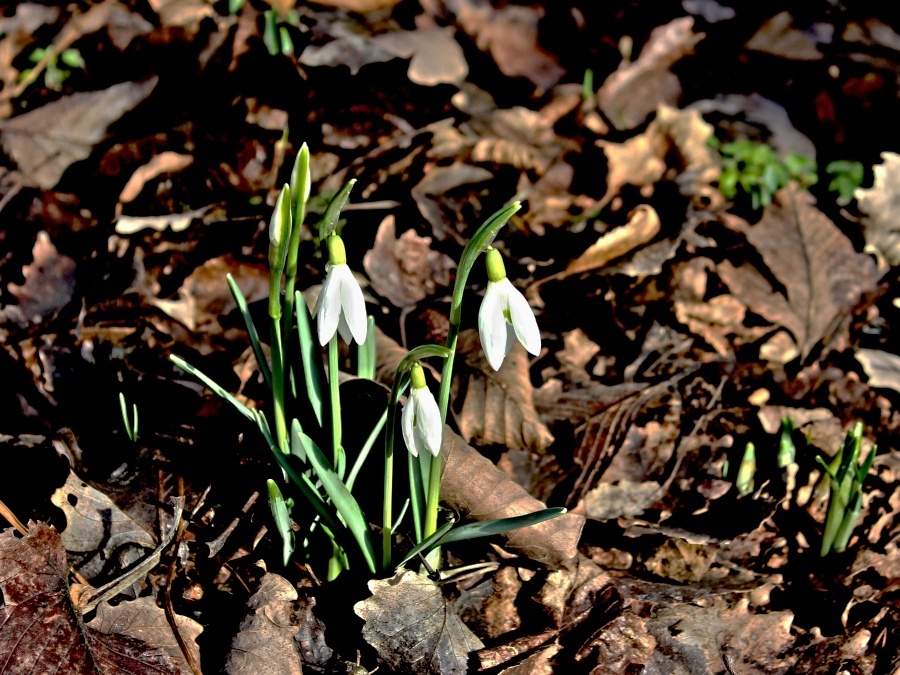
0;1;898;673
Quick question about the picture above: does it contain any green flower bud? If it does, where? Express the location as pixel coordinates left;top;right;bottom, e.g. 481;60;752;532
485;247;507;283
326;234;347;266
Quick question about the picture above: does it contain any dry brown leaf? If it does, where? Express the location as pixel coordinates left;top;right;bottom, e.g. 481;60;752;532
566;205;661;276
363;215;456;307
374;27;468;86
0;523;184;674
674;294;748;356
470;106;574;174
856;348;900;393
856;151;900;266
598;105;721;207
643;539;717;583
87;597;203;674
1;231;76;326
411;163;494;242
745;11;823;60
308;0;401;12
718;187;878;359
558;328;601;376
598;17;704;130
441;425;584;567
0;78;157;189
226;574;304;675
452;0;564;91
115;206;210;235
354;570;483;675
148;0;214;30
118;151;194;208
581;480;662;520
457;331;554;455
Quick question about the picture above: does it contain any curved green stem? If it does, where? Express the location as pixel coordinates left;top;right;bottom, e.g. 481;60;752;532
328;336;344;476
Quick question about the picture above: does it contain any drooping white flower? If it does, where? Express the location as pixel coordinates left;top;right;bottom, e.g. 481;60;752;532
478;247;541;371
315;235;367;345
401;363;443;457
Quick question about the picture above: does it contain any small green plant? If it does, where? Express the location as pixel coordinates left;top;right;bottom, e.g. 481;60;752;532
777;416;796;468
22;47;84;91
263;8;299;57
825;160;864;205
735;441;756;497
714;139;817;210
170;144;564;579
817;422;877;556
119;392;138;444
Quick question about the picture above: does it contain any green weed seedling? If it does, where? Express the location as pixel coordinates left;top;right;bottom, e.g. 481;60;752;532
170;143;564;580
714;139;817;210
119;392;138;444
825;160;864;205
23;47;84;91
817;422;877;556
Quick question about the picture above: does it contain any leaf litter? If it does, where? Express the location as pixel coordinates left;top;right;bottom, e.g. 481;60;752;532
0;2;898;674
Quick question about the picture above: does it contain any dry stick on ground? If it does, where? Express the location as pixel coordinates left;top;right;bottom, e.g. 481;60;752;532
0;497;29;535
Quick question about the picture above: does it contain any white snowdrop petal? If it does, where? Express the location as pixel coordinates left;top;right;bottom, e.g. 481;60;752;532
401;397;418;457
479;282;507;370
336;312;353;344
316;274;341;345
506;283;541;355
416;388;443;457
337;266;368;344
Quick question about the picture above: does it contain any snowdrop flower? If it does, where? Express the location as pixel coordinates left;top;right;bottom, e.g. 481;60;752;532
478;247;541;371
315;234;367;345
401;363;442;457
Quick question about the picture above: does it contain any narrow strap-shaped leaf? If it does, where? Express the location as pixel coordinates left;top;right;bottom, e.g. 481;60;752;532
267;479;295;566
295;291;326;425
319;179;356;240
169;354;255;421
357;315;376;379
299;428;379;573
227;273;272;387
347;407;388;492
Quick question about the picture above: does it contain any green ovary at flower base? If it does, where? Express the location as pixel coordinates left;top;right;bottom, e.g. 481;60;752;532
478;247;541;371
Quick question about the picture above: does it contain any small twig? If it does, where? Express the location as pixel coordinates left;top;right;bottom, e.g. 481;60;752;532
0;498;28;535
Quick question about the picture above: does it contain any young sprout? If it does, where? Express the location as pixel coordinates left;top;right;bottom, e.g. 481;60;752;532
119;392;138;443
402;363;442;458
778;417;796;468
736;441;756;497
315;234;367;346
478;247;541;370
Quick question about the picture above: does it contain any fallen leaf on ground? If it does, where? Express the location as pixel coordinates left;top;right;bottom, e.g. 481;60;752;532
718;187;878;359
598;17;704;130
440;424;583;567
355;569;483;675
0;77;157;189
566;205;661;276
374;27;468;86
745;11;823;60
148;0;214;30
856;151;900;266
1;231;76;326
0;522;184;674
674;294;749;356
87;597;203;674
598;105;721;207
299;20;396;75
855;348;900;393
115;206;210;235
363;215;456;307
457;331;554;455
117;151;194;209
452;0;564;92
581;480;662;520
411;163;493;242
50;470;157;581
308;0;401;12
226;573;306;675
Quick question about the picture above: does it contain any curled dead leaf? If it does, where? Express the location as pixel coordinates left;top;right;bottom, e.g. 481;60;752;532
1;231;76;327
118;151;194;209
856;151;900;266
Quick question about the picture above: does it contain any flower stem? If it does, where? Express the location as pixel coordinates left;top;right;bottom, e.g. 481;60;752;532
328;335;344;476
271;319;288;454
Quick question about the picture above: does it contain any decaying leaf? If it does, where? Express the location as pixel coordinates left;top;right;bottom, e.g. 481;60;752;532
0;78;157;189
856;348;900;393
674;294;749;356
440;425;583;567
374;28;468;86
87;597;203;674
50;470;157;581
117;151;194;208
745;11;823;60
148;0;214;30
115;206;210;235
581;480;662;520
452;0;564;91
718;188;878;359
411;163;493;242
307;0;401;12
598;105;721;207
457;331;554;455
226;574;305;675
598;17;704;130
856;151;900;266
1;231;76;326
0;523;184;674
355;569;483;675
363;215;456;307
566;205;661;276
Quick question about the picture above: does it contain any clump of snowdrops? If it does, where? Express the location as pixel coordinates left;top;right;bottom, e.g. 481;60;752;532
171;145;563;579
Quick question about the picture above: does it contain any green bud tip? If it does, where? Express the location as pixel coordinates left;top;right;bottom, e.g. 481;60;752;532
327;234;347;265
410;362;427;390
269;184;291;247
292;143;311;203
485;247;507;283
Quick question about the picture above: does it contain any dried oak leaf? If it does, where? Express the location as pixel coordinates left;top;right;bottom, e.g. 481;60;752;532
745;11;823;60
717;187;878;359
354;569;483;675
0;78;157;189
117;152;194;210
566;204;661;277
855;348;900;393
226;573;307;675
451;0;564;92
441;424;583;567
598;17;704;130
0;523;184;674
457;330;554;455
373;27;468;86
363;215;456;307
1;230;76;326
856;151;900;266
598;104;721;207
